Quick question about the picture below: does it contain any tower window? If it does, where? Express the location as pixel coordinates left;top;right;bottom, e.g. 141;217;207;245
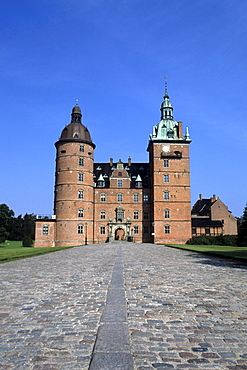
78;208;84;218
100;226;106;235
78;224;84;234
134;194;139;202
42;225;49;235
133;211;139;220
143;194;149;202
118;172;122;176
164;174;169;183
164;159;169;168
143;211;149;219
134;226;139;234
164;191;170;200
117;193;123;202
100;211;106;219
78;173;84;181
78;190;84;199
100;193;106;202
79;145;84;152
78;157;84;166
164;225;170;234
164;209;170;218
118;180;123;187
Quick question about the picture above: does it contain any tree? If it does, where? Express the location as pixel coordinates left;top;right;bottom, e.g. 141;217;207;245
22;213;35;247
237;203;247;247
0;204;14;243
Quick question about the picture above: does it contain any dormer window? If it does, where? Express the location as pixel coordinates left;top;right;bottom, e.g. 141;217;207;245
97;174;105;187
118;172;122;176
73;133;79;138
167;130;174;138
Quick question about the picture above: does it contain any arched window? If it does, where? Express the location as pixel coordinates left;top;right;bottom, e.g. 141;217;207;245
42;225;48;235
78;190;84;199
100;193;106;202
100;226;106;235
78;224;84;234
164;225;170;234
100;211;106;219
78;208;84;218
164;191;170;200
164;209;170;218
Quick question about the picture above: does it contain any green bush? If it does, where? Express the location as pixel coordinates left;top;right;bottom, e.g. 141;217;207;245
186;235;237;246
22;235;33;247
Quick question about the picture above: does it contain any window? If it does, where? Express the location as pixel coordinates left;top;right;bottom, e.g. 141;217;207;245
78;224;84;234
144;226;149;234
164;174;169;183
164;225;170;234
143;211;149;220
143;194;149;202
118;180;123;188
134;194;139;202
100;226;106;235
133;211;139;220
79;145;84;152
117;193;123;202
164;159;169;168
78;190;84;199
78;157;84;166
100;211;106;219
164;191;170;200
78;173;84;181
164;209;170;219
78;208;84;218
42;225;48;235
118;172;122;176
117;209;124;221
100;193;106;202
134;226;139;234
205;228;210;235
98;181;105;187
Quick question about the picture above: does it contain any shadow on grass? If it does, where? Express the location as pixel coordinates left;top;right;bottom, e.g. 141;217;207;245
185;251;247;270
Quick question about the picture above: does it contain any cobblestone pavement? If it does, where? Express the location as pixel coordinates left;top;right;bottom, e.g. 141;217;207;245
0;243;247;370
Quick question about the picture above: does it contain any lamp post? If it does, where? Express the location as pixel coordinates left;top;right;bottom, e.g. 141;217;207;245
85;222;88;245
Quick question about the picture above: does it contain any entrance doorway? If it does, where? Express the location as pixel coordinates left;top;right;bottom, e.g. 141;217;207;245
115;228;125;240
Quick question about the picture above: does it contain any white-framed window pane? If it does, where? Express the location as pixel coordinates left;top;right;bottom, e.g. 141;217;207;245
79;157;84;166
78;190;84;199
117;193;123;202
143;194;149;202
133;211;139;219
79;145;84;152
100;193;106;202
134;226;139;234
164;209;170;218
78;208;84;217
164;191;170;200
164;174;169;183
164;159;169;168
100;211;106;219
164;225;170;234
78;173;84;181
100;226;106;234
118;180;123;187
78;225;84;234
42;225;48;235
134;194;139;202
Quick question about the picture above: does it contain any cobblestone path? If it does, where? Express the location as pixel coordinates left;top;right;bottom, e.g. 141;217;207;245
0;242;247;369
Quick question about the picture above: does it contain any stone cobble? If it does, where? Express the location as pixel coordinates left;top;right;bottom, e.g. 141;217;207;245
0;242;247;369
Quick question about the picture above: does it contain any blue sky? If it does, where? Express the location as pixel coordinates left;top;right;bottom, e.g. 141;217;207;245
0;0;246;218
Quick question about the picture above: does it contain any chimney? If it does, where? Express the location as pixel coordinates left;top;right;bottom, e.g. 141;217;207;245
199;194;202;200
110;158;113;166
128;156;131;166
211;194;217;202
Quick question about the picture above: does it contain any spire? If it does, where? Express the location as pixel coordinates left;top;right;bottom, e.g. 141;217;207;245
161;76;173;120
71;101;82;123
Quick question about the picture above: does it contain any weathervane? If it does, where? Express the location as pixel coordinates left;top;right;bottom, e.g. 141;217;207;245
164;75;168;96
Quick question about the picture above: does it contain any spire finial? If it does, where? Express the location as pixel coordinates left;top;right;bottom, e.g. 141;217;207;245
75;99;79;106
164;75;169;97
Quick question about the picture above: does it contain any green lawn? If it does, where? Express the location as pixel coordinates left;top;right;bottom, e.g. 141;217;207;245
166;244;247;262
0;241;74;263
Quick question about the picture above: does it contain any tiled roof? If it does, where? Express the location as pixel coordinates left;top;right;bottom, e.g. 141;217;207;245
192;218;223;227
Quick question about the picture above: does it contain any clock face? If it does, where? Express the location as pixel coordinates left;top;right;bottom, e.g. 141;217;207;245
162;145;170;153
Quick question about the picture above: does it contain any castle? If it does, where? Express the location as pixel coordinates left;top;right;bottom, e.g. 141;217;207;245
34;87;192;247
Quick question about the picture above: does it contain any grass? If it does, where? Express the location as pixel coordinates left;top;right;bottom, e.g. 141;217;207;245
166;244;247;262
0;241;74;263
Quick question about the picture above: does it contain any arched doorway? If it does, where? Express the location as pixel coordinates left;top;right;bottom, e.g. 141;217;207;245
115;228;125;240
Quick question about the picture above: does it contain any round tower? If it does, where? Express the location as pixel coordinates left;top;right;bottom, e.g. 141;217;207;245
54;104;96;246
